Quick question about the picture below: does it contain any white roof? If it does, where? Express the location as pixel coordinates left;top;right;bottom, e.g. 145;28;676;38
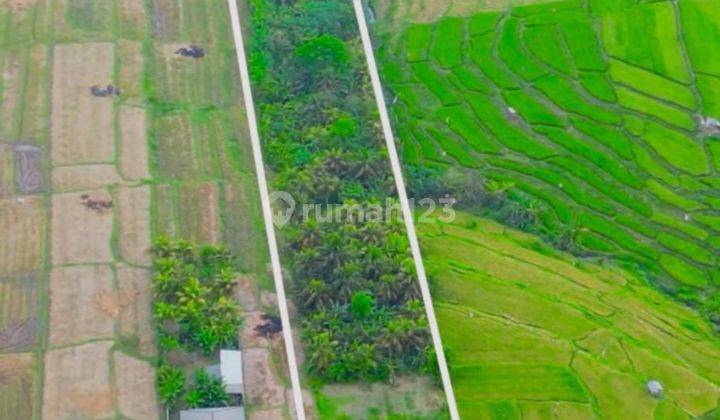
180;406;245;420
220;350;243;393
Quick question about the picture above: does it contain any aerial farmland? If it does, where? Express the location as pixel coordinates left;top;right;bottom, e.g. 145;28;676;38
371;0;720;418
2;0;720;419
0;0;295;419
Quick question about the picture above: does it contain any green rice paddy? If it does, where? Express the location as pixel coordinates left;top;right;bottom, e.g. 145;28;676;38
421;212;720;419
379;0;720;295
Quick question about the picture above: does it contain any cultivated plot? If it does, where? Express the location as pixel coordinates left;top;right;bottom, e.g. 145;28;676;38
372;0;720;417
0;0;297;418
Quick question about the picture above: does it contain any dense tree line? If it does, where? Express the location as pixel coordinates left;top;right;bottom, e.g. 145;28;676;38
249;0;432;381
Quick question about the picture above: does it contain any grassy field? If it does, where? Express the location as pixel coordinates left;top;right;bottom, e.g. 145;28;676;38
378;0;720;299
420;212;720;419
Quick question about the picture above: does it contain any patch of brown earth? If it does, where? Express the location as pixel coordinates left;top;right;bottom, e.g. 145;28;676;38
0;352;32;377
117;264;155;356
117;41;145;103
43;341;114;420
0;195;44;275
113;351;159;419
117;185;151;266
241;311;273;348
251;407;286;420
51;43;114;165
1;0;37;11
119;105;149;181
242;348;287;408
51;164;123;191
51;190;113;265
48;265;115;346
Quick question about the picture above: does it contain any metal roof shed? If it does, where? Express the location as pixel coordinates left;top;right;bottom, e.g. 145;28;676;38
179;407;245;420
221;350;243;394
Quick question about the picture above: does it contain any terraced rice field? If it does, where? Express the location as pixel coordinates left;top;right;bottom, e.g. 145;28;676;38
379;0;720;295
0;0;291;418
421;212;720;418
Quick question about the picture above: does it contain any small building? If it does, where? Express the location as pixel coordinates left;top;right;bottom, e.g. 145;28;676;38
205;350;244;395
179;407;245;420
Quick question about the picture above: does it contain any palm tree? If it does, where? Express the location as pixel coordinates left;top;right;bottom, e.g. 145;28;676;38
307;332;339;376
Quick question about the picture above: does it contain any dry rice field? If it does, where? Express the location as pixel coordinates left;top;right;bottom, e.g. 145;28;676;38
0;0;291;418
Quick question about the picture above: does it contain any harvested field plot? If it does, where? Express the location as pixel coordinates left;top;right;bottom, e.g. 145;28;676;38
51;164;123;191
117;185;151;266
0;353;35;420
48;265;115;346
51;42;114;165
0;196;44;275
51;190;114;265
0;276;38;351
42;341;114;420
113;351;158;419
118;105;149;181
116;264;154;356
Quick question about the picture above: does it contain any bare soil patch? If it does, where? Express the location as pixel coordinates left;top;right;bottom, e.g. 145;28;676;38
251;407;285;420
43;341;114;419
51;190;113;265
117;264;155;356
113;351;159;419
48;265;115;346
0;195;44;275
119;105;149;181
117;185;151;266
1;0;38;11
14;144;42;193
242;348;287;408
51;43;114;165
51;164;123;191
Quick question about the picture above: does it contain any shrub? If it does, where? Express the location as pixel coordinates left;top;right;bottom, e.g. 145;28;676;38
186;370;229;409
157;364;186;408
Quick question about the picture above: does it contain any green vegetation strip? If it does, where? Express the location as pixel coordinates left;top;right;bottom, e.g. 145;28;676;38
377;0;720;322
248;0;436;386
421;212;720;419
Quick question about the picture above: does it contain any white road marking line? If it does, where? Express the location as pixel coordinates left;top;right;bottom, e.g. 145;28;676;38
351;1;460;419
226;1;306;418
